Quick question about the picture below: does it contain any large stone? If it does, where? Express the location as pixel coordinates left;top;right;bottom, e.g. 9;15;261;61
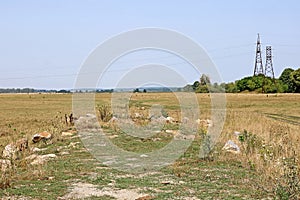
0;159;11;172
32;131;52;143
29;154;57;165
2;138;28;159
2;144;17;159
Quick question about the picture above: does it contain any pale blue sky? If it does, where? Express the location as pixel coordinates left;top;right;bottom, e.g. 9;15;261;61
0;0;299;89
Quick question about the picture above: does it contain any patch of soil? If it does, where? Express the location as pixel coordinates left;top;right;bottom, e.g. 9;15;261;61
61;182;148;200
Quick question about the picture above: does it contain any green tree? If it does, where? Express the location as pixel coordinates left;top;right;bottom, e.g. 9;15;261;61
279;68;295;92
200;74;211;85
290;68;300;92
133;88;140;93
192;81;200;91
225;82;238;93
236;75;264;92
182;84;194;92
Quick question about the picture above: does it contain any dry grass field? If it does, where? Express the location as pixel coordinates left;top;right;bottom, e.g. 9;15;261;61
0;93;299;199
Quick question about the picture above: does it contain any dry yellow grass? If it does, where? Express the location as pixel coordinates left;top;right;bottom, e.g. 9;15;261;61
0;92;299;197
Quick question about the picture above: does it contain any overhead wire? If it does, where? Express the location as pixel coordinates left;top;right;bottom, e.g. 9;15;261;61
0;42;297;82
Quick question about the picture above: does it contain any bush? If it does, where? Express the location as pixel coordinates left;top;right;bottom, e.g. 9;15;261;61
97;104;112;122
275;156;300;199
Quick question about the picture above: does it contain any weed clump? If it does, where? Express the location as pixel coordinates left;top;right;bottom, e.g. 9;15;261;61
97;104;113;122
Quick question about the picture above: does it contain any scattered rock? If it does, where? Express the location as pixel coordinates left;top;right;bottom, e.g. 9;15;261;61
182;117;189;123
75;114;100;130
68;142;81;149
2;138;28;160
16;138;29;151
174;132;195;140
27;154;57;165
61;130;77;137
166;116;175;123
150;116;166;123
85;113;96;118
234;131;241;138
134;112;143;118
0;159;11;172
151;137;162;141
108;135;119;139
196;119;213;127
136;195;155;200
61;132;74;137
165;129;175;134
161;180;175;185
32;131;52;143
222;140;240;154
62;182;148;200
31;147;48;152
60;151;70;155
1;196;34;200
25;154;38;161
2;144;17;159
108;116;118;123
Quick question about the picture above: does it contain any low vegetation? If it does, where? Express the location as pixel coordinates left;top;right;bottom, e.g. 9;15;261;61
0;93;299;199
184;67;300;93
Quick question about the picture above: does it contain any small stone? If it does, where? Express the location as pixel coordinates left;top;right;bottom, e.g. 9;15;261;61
32;147;48;152
25;154;38;161
222;140;240;154
161;180;175;185
135;195;154;200
68;142;80;148
61;132;74;137
60;151;70;155
165;130;175;134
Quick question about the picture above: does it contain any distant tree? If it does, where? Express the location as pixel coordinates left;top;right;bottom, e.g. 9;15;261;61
279;68;295;92
200;74;211;85
196;85;209;93
236;75;264;92
58;89;70;93
225;82;238;93
208;82;225;93
290;68;300;92
192;81;200;91
143;89;147;93
133;88;140;93
182;68;300;94
182;84;194;92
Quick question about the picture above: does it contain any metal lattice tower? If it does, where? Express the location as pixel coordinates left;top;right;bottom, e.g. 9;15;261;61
264;46;275;79
253;33;264;76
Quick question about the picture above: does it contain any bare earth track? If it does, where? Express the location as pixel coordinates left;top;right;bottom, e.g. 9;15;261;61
0;93;299;199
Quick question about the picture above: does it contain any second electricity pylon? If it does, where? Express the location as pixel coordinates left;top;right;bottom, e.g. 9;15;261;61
262;45;276;93
253;33;264;76
264;46;275;79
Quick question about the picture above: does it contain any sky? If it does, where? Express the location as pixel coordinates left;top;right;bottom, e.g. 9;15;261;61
0;0;299;89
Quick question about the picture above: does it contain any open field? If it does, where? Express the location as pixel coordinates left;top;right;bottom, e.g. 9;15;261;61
0;93;300;199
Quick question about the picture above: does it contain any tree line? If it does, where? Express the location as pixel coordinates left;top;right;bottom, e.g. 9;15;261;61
0;88;71;93
184;67;300;93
